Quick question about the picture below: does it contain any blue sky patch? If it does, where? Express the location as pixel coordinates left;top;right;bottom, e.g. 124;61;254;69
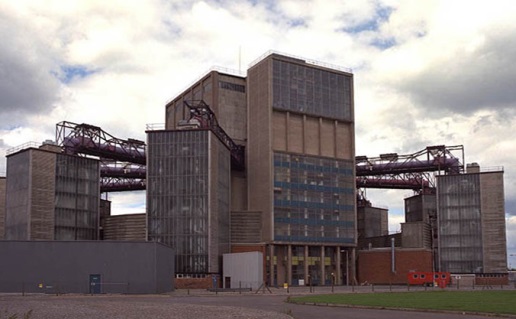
59;65;97;83
288;18;307;28
341;4;393;33
371;37;396;50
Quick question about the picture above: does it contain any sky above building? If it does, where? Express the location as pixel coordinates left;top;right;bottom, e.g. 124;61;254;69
1;0;515;265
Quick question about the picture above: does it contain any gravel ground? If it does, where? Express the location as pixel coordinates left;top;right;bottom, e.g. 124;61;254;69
0;294;292;319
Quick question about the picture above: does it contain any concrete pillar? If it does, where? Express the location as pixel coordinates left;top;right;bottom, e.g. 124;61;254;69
304;245;309;284
320;246;325;286
336;246;342;285
287;245;292;286
351;248;357;285
277;245;286;286
269;244;275;287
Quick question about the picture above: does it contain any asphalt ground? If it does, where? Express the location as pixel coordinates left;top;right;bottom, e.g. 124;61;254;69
1;285;512;319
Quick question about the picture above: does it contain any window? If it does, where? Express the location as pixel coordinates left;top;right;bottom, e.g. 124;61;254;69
219;81;245;93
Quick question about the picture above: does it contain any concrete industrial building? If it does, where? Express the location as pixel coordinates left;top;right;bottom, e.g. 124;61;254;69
437;163;506;274
357;163;507;285
4;143;100;240
1;51;508;290
0;176;5;239
153;52;356;286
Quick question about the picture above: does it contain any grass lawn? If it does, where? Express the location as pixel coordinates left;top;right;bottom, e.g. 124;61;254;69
289;291;516;315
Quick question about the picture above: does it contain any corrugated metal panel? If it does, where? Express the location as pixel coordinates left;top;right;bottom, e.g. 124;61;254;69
223;252;263;289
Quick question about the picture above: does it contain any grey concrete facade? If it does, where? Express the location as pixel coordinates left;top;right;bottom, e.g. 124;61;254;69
5;146;100;240
247;53;356;286
165;71;248;213
0;240;174;294
358;205;388;238
0;177;5;239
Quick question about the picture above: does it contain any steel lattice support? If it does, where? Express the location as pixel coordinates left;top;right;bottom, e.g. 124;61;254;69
183;100;245;171
356;145;464;193
56;121;146;165
56;121;147;193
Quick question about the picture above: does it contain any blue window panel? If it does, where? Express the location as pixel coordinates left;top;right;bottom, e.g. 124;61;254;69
274;217;354;228
274;235;354;244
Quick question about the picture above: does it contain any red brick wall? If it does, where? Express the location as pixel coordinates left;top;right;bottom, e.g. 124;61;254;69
475;274;509;286
357;249;433;285
175;276;218;289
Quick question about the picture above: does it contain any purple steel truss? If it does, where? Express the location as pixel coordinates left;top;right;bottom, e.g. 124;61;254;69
55;121;464;195
356;145;464;193
56;121;146;165
56;121;146;192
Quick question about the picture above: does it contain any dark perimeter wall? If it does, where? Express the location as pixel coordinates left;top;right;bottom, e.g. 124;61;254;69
0;241;174;294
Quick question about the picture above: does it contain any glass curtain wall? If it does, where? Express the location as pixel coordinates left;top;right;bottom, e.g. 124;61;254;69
271;59;352;121
54;154;99;240
147;130;209;273
438;174;482;273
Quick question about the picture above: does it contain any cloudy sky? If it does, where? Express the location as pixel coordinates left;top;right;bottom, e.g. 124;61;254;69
1;0;515;264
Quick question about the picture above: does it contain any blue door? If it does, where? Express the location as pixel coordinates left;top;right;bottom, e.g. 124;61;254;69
90;274;101;294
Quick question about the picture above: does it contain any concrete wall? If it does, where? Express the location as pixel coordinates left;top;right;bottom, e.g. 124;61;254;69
480;171;507;273
405;194;436;223
103;213;146;241
223;252;263;290
165;71;247;145
0;177;5;239
272;112;353;160
247;58;273;241
208;132;231;273
0;241;174;294
357;206;388;238
401;222;432;248
357;248;433;285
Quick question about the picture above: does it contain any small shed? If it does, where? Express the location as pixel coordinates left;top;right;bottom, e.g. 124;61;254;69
223;251;263;290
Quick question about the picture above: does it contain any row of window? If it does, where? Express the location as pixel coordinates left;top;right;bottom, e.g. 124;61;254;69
219;80;245;93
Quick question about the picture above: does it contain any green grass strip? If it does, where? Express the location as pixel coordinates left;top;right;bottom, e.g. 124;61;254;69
290;291;516;315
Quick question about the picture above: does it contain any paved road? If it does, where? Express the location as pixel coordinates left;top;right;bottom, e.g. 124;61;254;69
167;294;495;319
